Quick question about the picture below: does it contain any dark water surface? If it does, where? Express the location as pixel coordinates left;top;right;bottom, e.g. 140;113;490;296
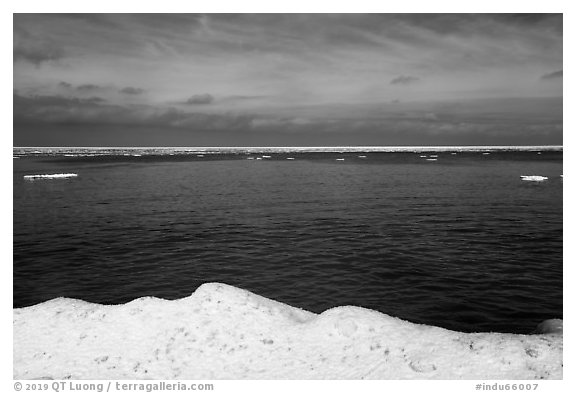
13;149;563;333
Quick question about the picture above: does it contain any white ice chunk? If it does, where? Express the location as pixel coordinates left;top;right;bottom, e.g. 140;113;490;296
520;176;548;182
23;173;78;180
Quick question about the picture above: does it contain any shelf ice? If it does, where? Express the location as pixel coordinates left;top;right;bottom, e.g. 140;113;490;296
13;283;562;379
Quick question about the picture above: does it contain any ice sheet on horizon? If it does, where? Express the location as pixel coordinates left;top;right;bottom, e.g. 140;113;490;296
12;145;564;156
13;283;562;380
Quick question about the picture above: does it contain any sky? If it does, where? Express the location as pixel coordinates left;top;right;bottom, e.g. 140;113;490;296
13;13;563;147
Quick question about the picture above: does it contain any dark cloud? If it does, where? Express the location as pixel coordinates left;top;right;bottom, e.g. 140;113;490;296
77;84;101;92
59;82;114;94
390;75;420;85
13;92;250;130
84;97;107;104
541;70;562;80
13;23;65;66
13;45;64;66
14;93;112;123
14;93;100;107
59;14;123;28
186;94;214;105
13;92;562;146
497;13;562;32
120;87;145;95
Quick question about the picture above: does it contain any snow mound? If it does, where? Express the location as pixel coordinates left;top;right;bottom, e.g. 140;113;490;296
520;176;548;182
13;283;562;380
23;173;78;180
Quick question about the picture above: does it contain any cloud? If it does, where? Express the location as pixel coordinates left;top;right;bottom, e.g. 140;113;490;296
13;14;563;110
222;95;268;101
390;75;420;85
540;70;562;80
58;82;117;96
13;92;251;130
120;87;145;95
76;84;101;92
250;117;314;129
13;45;64;66
13;23;65;66
84;97;107;104
186;94;214;105
13;92;562;146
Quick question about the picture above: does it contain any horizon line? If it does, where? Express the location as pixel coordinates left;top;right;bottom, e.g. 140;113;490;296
13;145;564;149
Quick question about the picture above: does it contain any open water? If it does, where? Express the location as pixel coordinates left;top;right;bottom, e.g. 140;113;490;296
13;147;563;333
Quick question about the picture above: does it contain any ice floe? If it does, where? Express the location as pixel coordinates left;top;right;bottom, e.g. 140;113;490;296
520;176;548;182
13;283;562;380
23;173;78;180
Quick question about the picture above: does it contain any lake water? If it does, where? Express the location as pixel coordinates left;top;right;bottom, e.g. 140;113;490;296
13;147;563;333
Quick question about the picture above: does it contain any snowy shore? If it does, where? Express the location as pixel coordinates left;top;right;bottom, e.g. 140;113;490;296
13;283;562;379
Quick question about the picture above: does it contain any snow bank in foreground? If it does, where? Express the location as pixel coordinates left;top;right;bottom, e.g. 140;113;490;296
23;173;78;180
13;283;562;380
